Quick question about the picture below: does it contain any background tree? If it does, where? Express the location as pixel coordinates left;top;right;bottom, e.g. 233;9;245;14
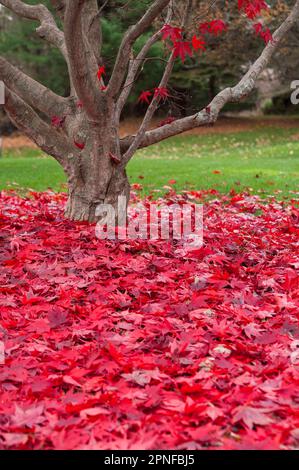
0;0;299;222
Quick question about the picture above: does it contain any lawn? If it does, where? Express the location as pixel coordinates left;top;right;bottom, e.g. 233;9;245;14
1;123;299;198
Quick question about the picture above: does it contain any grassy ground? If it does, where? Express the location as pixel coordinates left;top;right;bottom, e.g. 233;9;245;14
1;123;299;198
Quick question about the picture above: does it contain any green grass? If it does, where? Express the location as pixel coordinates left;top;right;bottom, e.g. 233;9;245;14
1;125;299;198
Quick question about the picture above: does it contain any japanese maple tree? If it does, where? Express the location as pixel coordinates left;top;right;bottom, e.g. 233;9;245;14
0;0;299;222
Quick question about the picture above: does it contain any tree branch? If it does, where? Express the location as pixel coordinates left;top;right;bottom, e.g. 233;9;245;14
64;0;104;122
121;0;299;156
0;56;70;117
81;0;103;66
122;51;176;162
3;87;78;168
116;1;175;121
107;0;172;99
0;0;67;59
122;0;191;163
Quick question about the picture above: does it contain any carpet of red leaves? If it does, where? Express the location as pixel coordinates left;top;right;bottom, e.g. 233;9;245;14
0;189;299;450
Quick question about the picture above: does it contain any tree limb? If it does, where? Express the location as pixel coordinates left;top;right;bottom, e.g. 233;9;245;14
121;0;299;156
122;51;176;162
81;0;103;66
0;0;67;59
64;0;104;122
107;0;172;99
116;1;175;121
122;0;192;163
4;87;78;168
0;56;71;117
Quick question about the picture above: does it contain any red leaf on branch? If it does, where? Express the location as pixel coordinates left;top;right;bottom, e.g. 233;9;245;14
253;22;263;35
192;35;206;51
138;90;152;104
238;0;269;19
161;24;183;43
199;20;227;36
254;23;273;43
173;40;193;63
260;28;273;44
154;87;169;100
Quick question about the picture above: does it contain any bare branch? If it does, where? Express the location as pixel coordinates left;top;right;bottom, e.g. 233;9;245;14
121;0;299;156
64;0;104;122
0;0;67;59
107;0;172;99
81;0;103;66
0;56;71;117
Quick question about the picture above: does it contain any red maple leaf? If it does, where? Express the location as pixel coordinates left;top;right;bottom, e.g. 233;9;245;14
47;308;68;329
199;19;227;36
154;87;169;100
161;24;182;43
260;28;273;44
173;40;193;63
199;22;210;35
11;404;45;428
192;35;206;51
238;0;269;19
210;19;227;35
254;23;273;43
232;406;274;429
138;90;152;104
253;22;263;35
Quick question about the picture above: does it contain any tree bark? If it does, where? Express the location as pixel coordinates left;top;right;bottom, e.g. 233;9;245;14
65;160;130;223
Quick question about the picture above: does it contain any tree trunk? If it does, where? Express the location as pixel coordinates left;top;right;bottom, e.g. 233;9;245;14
65;160;130;223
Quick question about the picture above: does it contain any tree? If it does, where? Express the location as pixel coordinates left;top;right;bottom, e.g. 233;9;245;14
0;0;299;222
